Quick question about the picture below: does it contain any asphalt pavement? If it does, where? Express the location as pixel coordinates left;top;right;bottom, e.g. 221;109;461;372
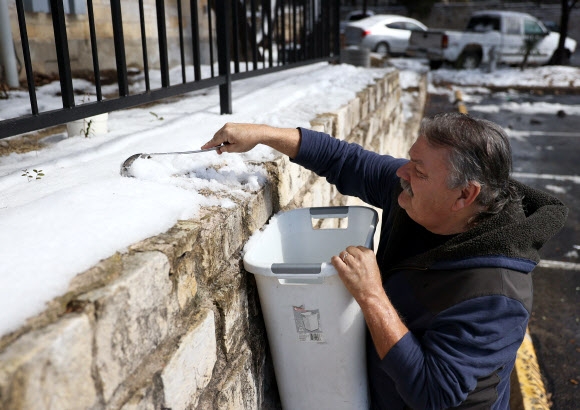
423;85;580;409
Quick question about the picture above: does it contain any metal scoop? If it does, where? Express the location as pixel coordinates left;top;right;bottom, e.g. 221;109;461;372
120;144;225;177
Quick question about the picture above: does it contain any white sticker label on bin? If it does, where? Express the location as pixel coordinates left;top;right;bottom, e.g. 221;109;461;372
293;305;325;343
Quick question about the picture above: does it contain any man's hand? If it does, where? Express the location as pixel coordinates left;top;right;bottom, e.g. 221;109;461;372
332;246;409;359
202;123;301;158
202;123;265;154
331;246;384;304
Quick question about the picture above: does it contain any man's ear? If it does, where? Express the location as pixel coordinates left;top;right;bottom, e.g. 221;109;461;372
452;181;481;211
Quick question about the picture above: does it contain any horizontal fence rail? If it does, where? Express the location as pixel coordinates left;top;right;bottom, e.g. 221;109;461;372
0;0;340;139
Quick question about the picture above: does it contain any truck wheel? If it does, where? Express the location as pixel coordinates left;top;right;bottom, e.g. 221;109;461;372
457;51;481;69
429;60;443;70
374;42;390;57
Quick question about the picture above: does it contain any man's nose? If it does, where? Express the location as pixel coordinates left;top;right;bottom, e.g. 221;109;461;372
396;162;410;180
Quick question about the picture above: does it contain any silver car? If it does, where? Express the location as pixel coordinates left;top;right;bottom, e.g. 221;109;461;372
344;14;427;57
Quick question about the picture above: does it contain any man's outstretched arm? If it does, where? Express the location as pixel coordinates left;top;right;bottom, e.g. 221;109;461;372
202;123;301;159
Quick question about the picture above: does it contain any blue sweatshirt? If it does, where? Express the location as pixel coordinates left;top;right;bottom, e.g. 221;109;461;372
292;128;568;409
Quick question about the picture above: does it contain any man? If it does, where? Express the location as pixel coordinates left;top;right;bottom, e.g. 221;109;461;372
202;113;567;409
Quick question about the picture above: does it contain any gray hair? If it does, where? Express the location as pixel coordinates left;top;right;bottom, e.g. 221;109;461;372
419;112;518;222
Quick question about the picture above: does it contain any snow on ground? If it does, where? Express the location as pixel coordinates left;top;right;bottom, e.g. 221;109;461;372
1;58;579;338
0;62;393;337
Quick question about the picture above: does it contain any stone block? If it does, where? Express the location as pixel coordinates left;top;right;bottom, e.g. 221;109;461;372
0;315;96;410
309;114;334;135
193;208;244;285
274;157;313;209
332;97;361;141
161;309;217;410
215;350;258;409
244;185;274;237
80;251;177;401
221;281;249;355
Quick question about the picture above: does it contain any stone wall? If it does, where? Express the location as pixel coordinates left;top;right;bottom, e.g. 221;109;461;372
0;68;427;410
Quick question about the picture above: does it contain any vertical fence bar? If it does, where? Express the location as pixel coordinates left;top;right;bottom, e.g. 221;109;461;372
280;0;285;65
320;0;327;57
292;0;297;61
215;0;232;114
265;0;272;67
156;0;170;87
260;0;265;66
208;0;215;77
49;0;74;108
110;0;129;96
190;0;201;81
86;0;102;101
15;1;38;115
231;0;240;73
250;0;257;69
332;0;340;58
242;0;249;71
300;1;306;60
177;0;186;83
138;0;151;92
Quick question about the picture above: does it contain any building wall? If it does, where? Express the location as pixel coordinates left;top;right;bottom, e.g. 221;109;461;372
0;68;428;410
8;0;213;81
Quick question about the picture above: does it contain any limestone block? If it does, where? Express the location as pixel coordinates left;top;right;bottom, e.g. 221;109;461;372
120;388;156;410
366;116;381;148
215;350;258;410
175;251;198;311
0;315;96;410
333;97;361;141
243;185;273;238
196;209;246;285
357;89;370;120
81;251;177;401
221;283;249;355
309;114;334;135
274;157;313;209
161;309;217;410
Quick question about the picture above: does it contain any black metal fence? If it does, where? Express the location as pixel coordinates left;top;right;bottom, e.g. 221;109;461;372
0;0;340;139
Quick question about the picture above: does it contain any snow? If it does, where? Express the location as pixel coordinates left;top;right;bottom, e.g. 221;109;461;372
1;58;579;338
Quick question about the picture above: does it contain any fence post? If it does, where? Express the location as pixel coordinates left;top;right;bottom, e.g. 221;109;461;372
110;0;129;97
49;0;74;108
215;0;232;114
156;0;170;88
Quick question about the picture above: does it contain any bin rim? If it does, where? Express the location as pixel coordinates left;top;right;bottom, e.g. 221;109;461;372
243;206;378;277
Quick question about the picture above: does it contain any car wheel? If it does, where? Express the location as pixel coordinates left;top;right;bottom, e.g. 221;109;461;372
374;42;390;57
456;51;481;69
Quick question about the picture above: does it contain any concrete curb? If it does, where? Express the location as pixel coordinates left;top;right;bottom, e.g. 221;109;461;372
454;90;550;410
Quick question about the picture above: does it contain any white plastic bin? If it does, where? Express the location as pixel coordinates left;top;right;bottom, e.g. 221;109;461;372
243;206;378;410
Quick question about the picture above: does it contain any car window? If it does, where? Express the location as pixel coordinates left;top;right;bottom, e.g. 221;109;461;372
348;13;368;22
467;16;500;32
346;11;374;22
504;16;521;35
386;22;406;30
405;22;425;32
524;19;545;35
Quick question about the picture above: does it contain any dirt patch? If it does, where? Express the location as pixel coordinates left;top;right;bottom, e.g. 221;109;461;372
0;125;66;157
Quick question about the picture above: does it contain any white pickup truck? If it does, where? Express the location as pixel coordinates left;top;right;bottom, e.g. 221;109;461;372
407;10;577;69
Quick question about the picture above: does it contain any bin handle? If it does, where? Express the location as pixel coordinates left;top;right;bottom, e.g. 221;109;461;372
309;206;349;219
271;263;322;274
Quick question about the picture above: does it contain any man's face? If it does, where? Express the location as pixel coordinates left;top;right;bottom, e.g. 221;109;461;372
395;136;463;234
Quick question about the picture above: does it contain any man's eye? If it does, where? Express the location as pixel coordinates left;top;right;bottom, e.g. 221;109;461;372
416;170;427;178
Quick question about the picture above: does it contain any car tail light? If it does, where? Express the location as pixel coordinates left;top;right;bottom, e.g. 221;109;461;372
362;29;371;38
441;34;449;49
